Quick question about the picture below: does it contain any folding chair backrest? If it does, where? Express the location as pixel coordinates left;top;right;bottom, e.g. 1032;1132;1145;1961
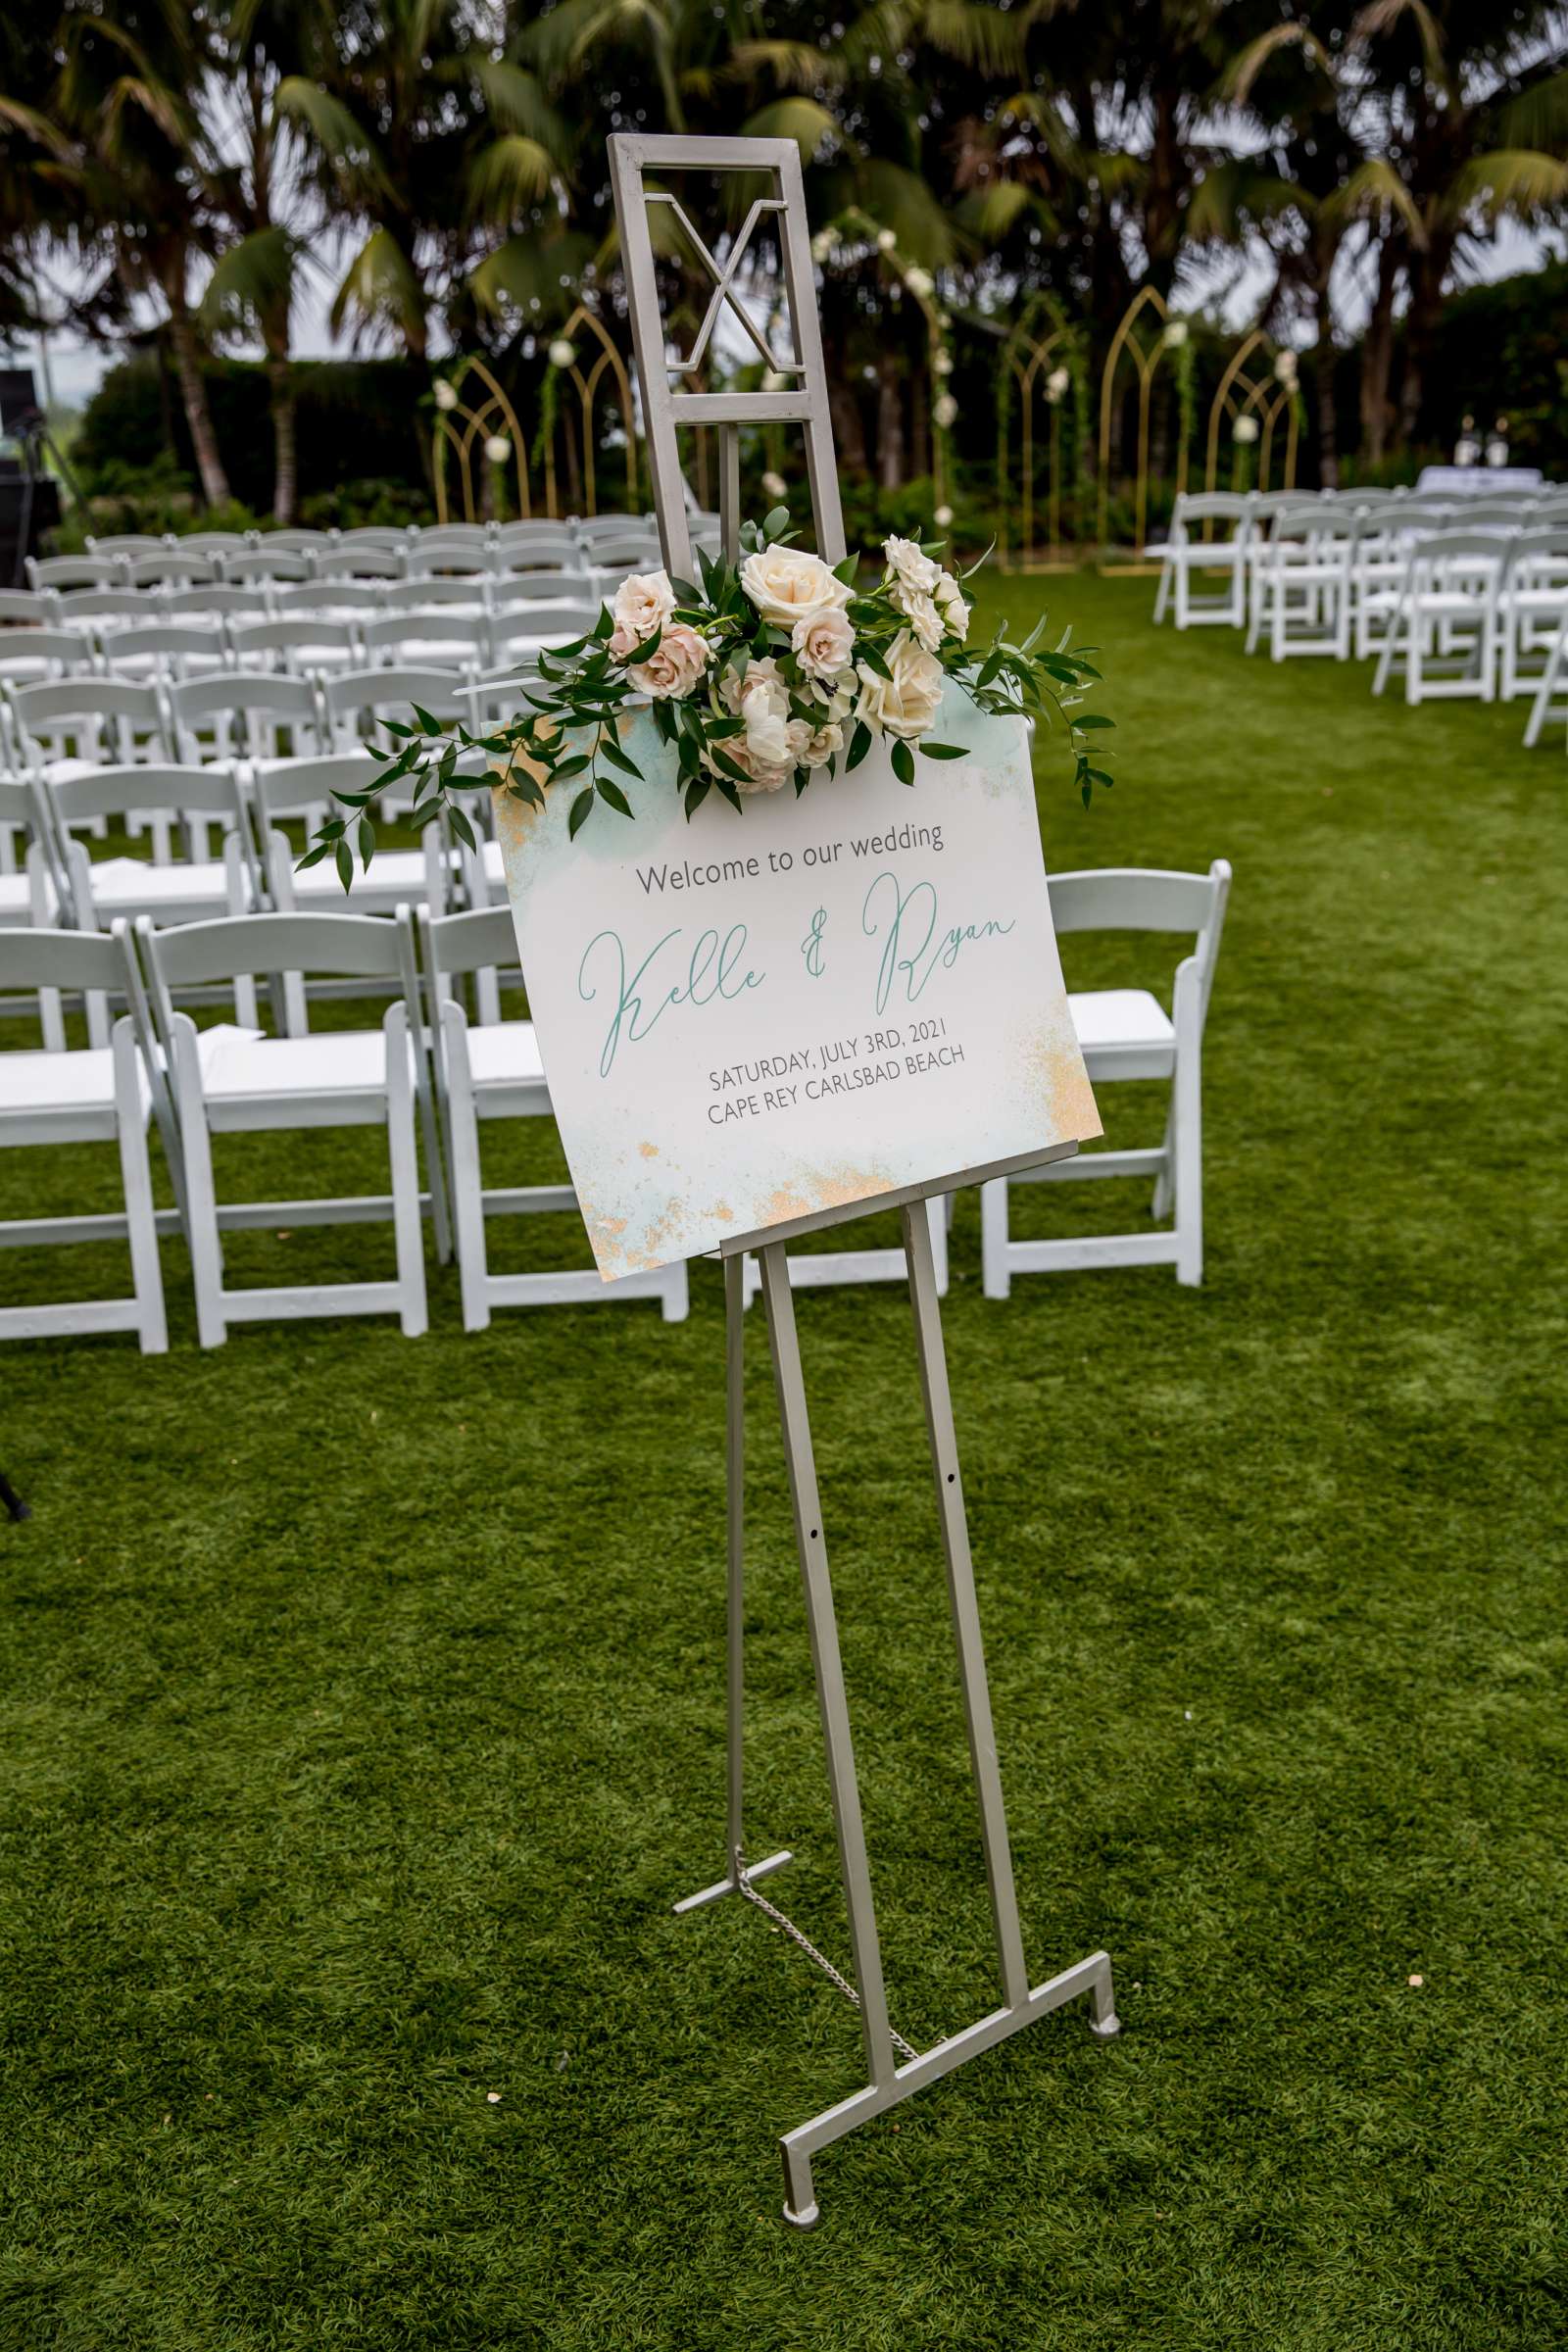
584;533;664;571
179;532;249;556
85;533;168;557
57;587;158;625
220;548;312;584
141;907;410;1005
1171;494;1248;538
424;903;517;980
273;580;383;615
379;576;490;612
28;556;125;592
47;759;250;842
338;526;414;547
1048;861;1231;1017
126;553;220;589
1411;530;1511;571
0;918;125;1000
0;589;61;625
323;664;474;749
8;675;170;767
574;512;654;542
248;751;382;825
165;671;325;762
0;627;93;678
97;622;227;672
228;615;361;667
361;611;487;662
491;570;597;606
167;584;270;618
1504;528;1568;575
262;530;332;554
316;547;406;579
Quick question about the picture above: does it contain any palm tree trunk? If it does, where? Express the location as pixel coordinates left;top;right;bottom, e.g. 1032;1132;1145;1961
165;276;230;509
1311;236;1339;490
1397;231;1452;450
267;355;297;525
1359;237;1401;467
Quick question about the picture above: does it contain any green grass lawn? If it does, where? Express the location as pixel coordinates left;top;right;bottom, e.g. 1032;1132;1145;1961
3;575;1566;2350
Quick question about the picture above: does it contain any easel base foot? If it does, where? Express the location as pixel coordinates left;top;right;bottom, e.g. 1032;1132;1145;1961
672;1849;793;1916
778;1947;1120;2229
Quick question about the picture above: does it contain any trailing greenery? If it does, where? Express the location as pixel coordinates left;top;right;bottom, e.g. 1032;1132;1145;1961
302;513;1111;885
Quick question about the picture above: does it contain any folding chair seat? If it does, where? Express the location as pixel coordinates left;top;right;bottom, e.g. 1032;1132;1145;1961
0;626;94;686
1152;494;1250;629
227;615;363;674
420;904;687;1328
0;922;167;1350
137;909;431;1345
981;861;1231;1294
164;670;328;766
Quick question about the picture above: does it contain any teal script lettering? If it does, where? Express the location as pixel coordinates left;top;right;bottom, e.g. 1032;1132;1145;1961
861;869;1016;1013
579;923;767;1077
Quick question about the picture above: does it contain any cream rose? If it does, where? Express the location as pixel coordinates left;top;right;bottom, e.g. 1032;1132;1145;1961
901;590;946;654
629;621;710;700
856;631;946;741
739;544;850;630
935;571;970;643
786;715;844;769
608;567;675;659
883;534;940;597
791;604;856;680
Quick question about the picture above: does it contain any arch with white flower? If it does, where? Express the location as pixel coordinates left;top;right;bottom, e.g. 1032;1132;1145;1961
1203;328;1301;499
430;357;529;525
997;294;1090;566
808;209;956;520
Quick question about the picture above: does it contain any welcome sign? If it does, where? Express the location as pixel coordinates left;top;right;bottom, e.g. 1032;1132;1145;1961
496;688;1100;1280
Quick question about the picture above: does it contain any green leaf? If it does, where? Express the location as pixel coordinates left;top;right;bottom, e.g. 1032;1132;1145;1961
567;788;595;840
918;741;967;760
891;738;915;786
710;749;753;786
448;806;476;851
599;738;642;780
1071;712;1115;730
763;504;790;540
597;777;634;818
858;642;892;680
552;754;592;780
335;840;353;894
358;814;376;871
411;704;442;736
683;774;710;820
847;720;872;771
296;841;331;870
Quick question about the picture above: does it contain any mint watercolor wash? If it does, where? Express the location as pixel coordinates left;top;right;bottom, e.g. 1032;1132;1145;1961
296;508;1111;888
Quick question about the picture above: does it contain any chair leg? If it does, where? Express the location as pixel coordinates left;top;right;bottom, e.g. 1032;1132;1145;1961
444;1027;492;1334
980;1178;1011;1300
1523;628;1563;748
383;1006;428;1339
1152;1098;1176;1222
173;1024;228;1348
1172;965;1203;1288
114;1020;168;1355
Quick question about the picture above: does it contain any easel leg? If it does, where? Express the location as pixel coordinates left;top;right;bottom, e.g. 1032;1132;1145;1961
673;1253;791;1915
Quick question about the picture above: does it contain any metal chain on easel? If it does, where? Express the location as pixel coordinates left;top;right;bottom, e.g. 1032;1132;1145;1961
736;1850;922;2064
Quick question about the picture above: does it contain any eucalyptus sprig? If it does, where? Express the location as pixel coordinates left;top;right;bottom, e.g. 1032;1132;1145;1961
298;505;1112;888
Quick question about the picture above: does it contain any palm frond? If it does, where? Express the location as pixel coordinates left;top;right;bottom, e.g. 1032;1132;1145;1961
1349;0;1448;89
920;0;1031;77
274;77;391;201
1446;147;1568;222
1187;159;1310;243
1321;156;1425;241
465;134;560;224
856;155;959;265
739;97;844;166
468;227;597;317
329;226;424;346
466;58;573;162
1221;23;1333;109
1489;65;1568;152
955;177;1035;242
724;41;847;93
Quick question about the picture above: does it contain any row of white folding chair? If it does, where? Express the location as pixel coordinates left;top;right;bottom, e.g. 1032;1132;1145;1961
29;538;593;596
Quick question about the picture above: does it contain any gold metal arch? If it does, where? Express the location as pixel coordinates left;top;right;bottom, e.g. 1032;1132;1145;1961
1204;328;1299;498
1097;287;1188;553
543;303;638;519
999;324;1071;565
432;358;528;525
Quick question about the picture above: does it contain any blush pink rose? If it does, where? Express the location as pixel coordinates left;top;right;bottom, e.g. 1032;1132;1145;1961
791;605;856;680
628;621;711;700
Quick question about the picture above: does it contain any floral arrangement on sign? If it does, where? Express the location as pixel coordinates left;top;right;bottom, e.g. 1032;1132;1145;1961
299;508;1111;882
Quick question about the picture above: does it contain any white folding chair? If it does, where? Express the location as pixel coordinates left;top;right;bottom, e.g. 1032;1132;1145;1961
138;909;430;1346
164;670;328;765
57;586;164;630
1152;493;1251;629
0;921;167;1351
84;533;170;559
404;533;491;581
981;861;1231;1294
378;577;492;612
486;606;598;668
41;765;261;1042
314;545;407;581
361;609;488;668
271;580;384;620
0;590;61;626
1253;505;1356;661
218;547;314;587
490;524;586;573
584;529;665;578
248;751;450;926
6;674;172;780
27;555;126;593
125;552;222;591
166;583;270;621
1371;531;1505;704
320;663;476;756
1496;531;1568;702
0;775;64;969
420;903;687;1328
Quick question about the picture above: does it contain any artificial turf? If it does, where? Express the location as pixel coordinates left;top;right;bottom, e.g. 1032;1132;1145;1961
2;573;1565;2349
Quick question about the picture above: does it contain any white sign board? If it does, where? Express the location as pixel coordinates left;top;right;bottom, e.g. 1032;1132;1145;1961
496;689;1100;1281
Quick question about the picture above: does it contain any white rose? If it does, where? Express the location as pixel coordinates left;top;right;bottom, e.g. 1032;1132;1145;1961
936;571;969;643
883;534;940;596
629;622;710;701
484;433;512;465
760;468;788;502
787;715;843;768
739;543;850;629
933;503;954;528
876;227;897;253
608;567;675;659
1046;366;1070;405
900;590;945;653
432;379;459;413
713;658;793;792
933;392;958;430
904;266;934;299
791;604;856;679
810;228;837;264
1164;318;1189;350
856;631;946;741
1274;348;1298;384
761;368;787;393
548;337;576;368
1233;414;1259;446
933;350;954;376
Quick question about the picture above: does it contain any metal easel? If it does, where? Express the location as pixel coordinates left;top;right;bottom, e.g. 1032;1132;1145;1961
610;133;1119;2230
